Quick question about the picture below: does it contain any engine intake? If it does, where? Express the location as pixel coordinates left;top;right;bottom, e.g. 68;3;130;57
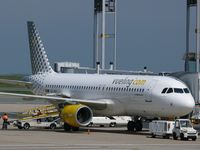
60;104;93;127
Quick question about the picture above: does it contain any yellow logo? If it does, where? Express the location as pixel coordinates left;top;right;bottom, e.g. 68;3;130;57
112;78;146;87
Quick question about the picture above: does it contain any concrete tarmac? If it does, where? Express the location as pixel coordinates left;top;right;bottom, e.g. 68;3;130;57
0;127;199;150
0;103;199;150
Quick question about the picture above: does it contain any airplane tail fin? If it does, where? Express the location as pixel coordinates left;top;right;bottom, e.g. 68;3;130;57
27;21;54;75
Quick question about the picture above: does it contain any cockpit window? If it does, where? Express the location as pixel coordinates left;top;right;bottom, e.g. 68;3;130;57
161;88;168;94
167;88;173;93
162;87;190;94
174;88;184;93
183;88;190;93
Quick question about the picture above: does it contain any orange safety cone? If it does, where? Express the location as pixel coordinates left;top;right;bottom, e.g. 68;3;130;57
87;129;90;135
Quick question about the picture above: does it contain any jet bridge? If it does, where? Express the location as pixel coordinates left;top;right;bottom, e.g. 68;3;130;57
171;72;200;119
172;72;200;104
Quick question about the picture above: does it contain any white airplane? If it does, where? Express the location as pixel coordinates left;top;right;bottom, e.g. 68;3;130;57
0;21;195;131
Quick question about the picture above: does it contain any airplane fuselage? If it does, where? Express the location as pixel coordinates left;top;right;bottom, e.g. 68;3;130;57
28;72;195;118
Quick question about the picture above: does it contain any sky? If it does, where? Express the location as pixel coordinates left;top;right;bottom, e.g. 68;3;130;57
0;0;196;74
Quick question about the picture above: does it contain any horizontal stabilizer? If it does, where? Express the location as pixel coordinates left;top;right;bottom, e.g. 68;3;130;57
0;79;32;88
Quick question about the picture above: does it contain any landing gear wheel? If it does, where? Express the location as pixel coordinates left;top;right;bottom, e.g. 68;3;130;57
72;127;79;131
127;121;135;131
64;123;72;131
135;121;143;131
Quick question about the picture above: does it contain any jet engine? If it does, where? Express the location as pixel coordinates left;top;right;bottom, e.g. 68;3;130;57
60;104;93;127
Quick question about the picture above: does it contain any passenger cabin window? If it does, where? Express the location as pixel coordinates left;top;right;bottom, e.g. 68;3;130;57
167;88;173;93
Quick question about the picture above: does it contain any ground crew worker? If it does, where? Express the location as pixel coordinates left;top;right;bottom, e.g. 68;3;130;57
37;109;42;116
2;113;8;130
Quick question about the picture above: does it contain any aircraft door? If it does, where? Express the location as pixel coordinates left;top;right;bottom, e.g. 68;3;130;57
144;79;157;103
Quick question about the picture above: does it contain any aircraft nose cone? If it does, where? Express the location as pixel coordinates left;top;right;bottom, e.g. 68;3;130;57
177;95;195;116
185;97;195;110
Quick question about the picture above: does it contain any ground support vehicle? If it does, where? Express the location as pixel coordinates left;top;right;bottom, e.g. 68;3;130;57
150;119;198;141
13;115;63;130
149;120;174;139
89;116;131;127
172;119;198;141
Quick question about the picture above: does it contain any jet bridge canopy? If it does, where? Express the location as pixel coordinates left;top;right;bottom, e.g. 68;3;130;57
171;72;200;104
171;72;200;119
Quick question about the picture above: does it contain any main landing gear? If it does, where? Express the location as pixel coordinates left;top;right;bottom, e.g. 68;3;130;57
127;117;143;132
64;122;79;132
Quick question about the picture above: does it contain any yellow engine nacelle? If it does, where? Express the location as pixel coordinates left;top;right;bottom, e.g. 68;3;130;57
60;104;93;127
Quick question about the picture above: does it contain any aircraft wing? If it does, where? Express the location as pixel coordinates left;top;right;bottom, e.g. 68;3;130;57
0;92;110;110
0;79;32;88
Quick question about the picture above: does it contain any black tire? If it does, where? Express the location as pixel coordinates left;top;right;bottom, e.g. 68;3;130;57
192;137;197;141
18;126;23;129
127;121;135;131
135;121;143;131
163;135;167;139
23;123;30;130
50;123;56;130
180;133;184;140
109;122;116;127
72;127;79;131
165;135;170;139
64;123;71;131
151;133;156;138
173;132;177;140
162;134;170;139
